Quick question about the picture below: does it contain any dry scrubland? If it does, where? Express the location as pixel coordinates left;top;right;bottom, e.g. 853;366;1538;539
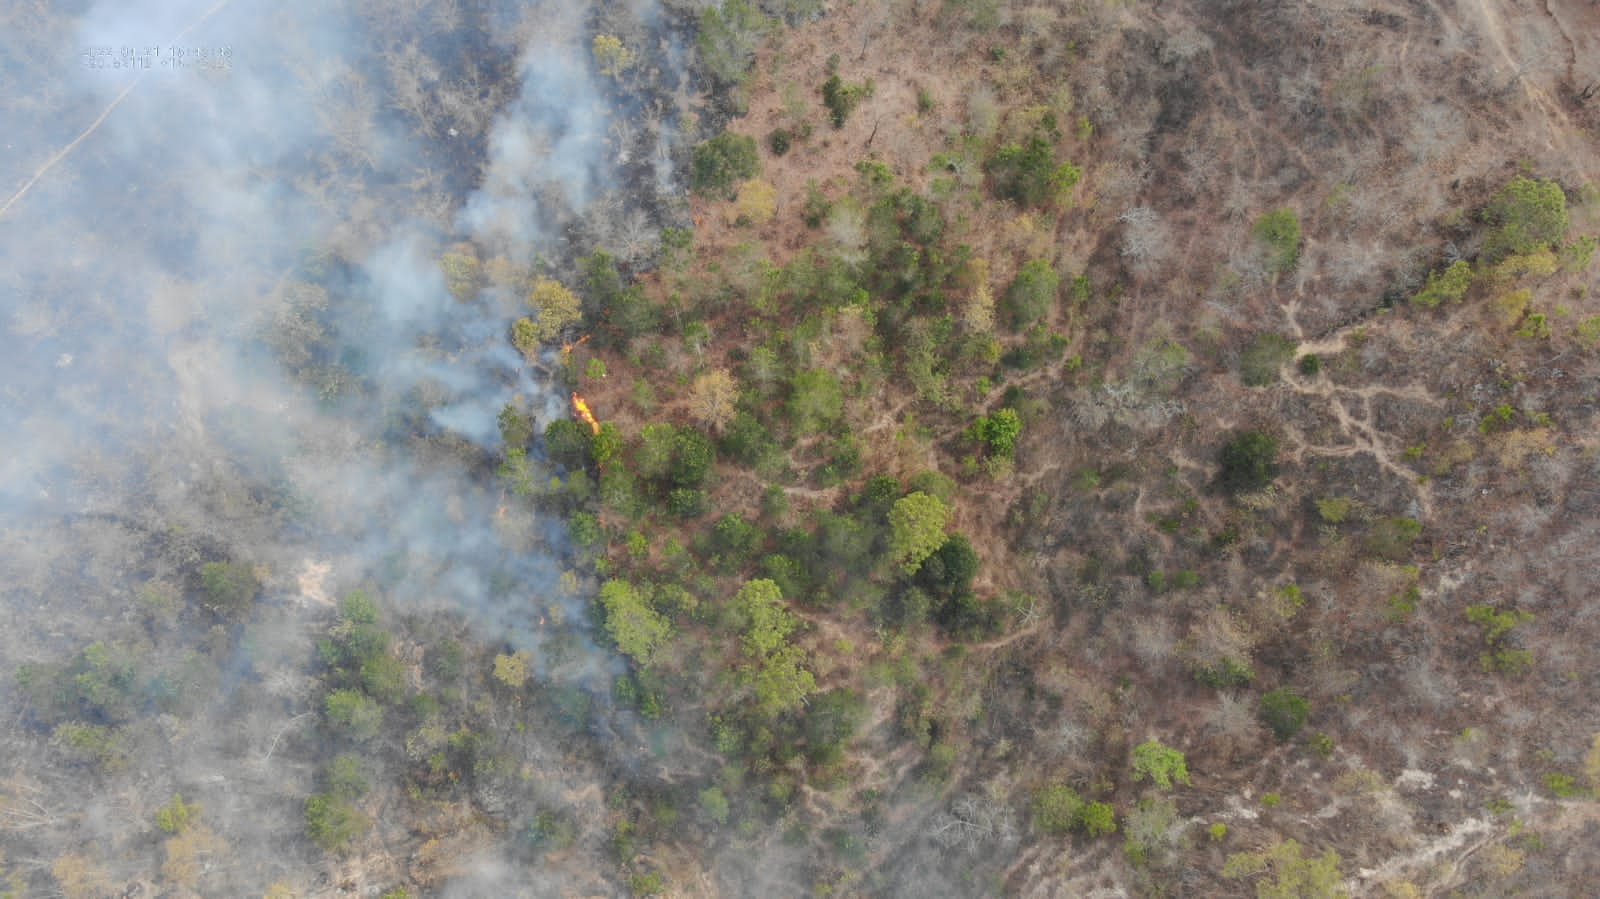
3;0;1600;897
581;0;1600;895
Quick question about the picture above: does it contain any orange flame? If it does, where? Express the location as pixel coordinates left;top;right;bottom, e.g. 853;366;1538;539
560;333;591;356
570;392;600;434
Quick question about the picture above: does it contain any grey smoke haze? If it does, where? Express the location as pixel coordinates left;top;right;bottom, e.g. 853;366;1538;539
1;0;664;631
1;0;680;891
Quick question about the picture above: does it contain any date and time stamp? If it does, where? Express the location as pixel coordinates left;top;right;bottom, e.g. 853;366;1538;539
80;45;233;72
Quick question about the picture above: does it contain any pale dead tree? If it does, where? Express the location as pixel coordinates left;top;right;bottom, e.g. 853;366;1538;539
614;209;660;265
1130;616;1175;669
1050;717;1093;757
385;42;443;138
1183;605;1257;677
927;794;1018;851
1181;140;1221;192
1399;657;1457;713
0;783;57;832
1205;692;1260;743
437;66;502;139
609;117;637;165
300;63;379;170
1118;206;1171;277
689;369;739;433
1157;22;1213;67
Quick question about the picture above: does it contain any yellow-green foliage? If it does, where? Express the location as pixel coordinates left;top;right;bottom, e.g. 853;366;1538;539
1490;289;1532;329
1411;259;1472;307
492;650;531;689
1515;312;1550;339
728;178;777;226
599;579;671;667
155;793;200;834
511;318;540;360
1315;496;1354;524
1486;248;1558;284
592;35;636;79
1223;840;1348;899
525;276;582;342
1483;176;1569;261
440;251;481;301
888;492;953;574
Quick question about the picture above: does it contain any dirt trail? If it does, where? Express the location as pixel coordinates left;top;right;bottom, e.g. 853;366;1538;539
1280;354;1442;519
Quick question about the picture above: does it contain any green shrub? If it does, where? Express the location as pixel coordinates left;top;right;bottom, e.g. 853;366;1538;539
820;74;873;128
1364;516;1421;561
305;793;367;853
1077;801;1117;838
1542;772;1580;798
200;561;260;615
1258;688;1311;741
1131;740;1191;789
667;487;707;519
1483;176;1568;261
691;132;761;199
1315;496;1354;524
969;407;1023;456
1298;354;1321;376
1194;656;1255;688
1003;260;1060;328
986;136;1080;208
1239;333;1298;386
1466;604;1535;675
767;128;793;156
1030;783;1084;835
155;793;199;833
1412;259;1473;307
1218;430;1279;493
1252;208;1301;273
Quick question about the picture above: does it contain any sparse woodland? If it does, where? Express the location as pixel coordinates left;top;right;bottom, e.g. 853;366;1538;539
4;0;1600;897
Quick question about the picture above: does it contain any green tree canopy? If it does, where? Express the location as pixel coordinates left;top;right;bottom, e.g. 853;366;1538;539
1131;739;1191;789
786;369;845;434
670;427;716;488
200;561;260;616
1258;687;1311;741
691;132;761;199
325;688;384;741
970;407;1024;456
305;793;367;853
1030;783;1083;835
544;419;594;469
1003;261;1059;328
986;136;1081;208
888;491;953;575
731;578;798;657
1411;259;1473;307
1219;430;1279;493
599;580;671;667
750;643;816;715
524;276;582;343
1252;208;1302;274
1483;176;1568;261
1223;840;1347;899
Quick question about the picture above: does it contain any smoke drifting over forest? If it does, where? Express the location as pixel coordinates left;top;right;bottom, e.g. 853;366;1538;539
5;0;670;640
2;0;685;892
